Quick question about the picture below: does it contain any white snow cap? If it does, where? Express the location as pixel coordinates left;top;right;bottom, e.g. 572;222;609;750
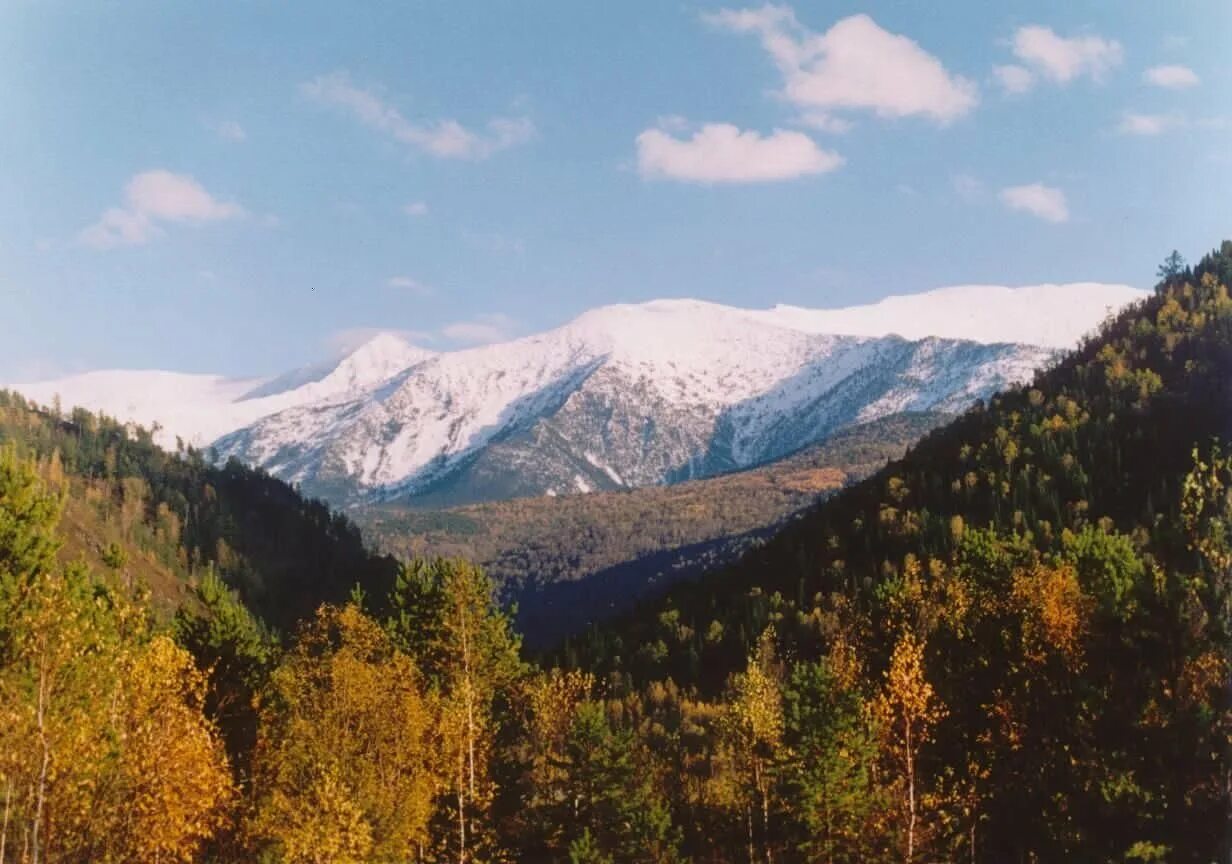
12;282;1146;456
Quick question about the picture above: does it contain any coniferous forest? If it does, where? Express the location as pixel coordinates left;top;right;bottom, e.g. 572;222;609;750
1;244;1230;863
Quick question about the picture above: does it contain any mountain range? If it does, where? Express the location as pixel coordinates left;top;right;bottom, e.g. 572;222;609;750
14;282;1145;507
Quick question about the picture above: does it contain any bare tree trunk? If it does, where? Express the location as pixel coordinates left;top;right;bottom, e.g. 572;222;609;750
745;803;755;864
457;758;467;864
458;600;476;795
906;718;915;864
756;759;772;864
459;600;478;863
32;654;50;864
1;776;11;864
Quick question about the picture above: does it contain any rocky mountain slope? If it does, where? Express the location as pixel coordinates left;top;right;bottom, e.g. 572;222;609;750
15;284;1144;507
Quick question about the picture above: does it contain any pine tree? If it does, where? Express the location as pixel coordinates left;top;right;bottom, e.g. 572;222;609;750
1157;249;1187;281
782;659;882;863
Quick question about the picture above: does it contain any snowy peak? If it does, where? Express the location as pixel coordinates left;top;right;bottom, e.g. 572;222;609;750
11;281;1147;506
752;282;1146;348
242;332;434;401
307;333;435;397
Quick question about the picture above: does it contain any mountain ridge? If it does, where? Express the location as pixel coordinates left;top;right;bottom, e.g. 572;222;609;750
14;283;1145;507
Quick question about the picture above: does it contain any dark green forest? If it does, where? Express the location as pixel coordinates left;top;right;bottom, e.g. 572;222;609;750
0;244;1229;863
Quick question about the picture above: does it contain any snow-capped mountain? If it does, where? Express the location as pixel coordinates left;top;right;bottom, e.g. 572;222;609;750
14;283;1146;506
17;333;433;449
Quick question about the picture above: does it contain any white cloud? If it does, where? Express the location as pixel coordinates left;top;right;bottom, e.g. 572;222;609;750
301;72;534;160
1118;112;1185;136
81;208;159;249
441;313;518;346
636;122;842;183
1143;64;1199;89
403;201;429;217
999;183;1069;223
706;7;977;124
993;64;1035;94
210;120;247;142
79;170;244;249
1009;26;1122;85
386;275;434;295
124;171;244;222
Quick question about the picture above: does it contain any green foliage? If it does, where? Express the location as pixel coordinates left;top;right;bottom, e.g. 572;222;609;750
552;701;681;863
0;443;62;605
1061;526;1146;619
781;659;882;862
569;828;614;864
0;391;399;630
174;570;276;774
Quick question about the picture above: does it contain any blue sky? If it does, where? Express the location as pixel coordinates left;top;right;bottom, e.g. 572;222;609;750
2;1;1229;380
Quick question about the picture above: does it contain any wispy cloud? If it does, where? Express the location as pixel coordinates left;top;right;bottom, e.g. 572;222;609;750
79;170;245;249
1143;64;1199;89
706;7;977;125
1118;112;1185;136
999;182;1069;223
403;201;429;217
386;275;434;296
998;26;1123;94
301;72;534;160
636;121;842;183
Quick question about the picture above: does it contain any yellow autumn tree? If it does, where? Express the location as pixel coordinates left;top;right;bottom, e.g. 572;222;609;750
1011;562;1090;668
716;627;783;864
523;667;595;830
0;569;232;864
107;634;235;863
873;630;947;864
250;603;440;864
0;448;232;864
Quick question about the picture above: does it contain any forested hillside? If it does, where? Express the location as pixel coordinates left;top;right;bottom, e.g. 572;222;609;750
0;392;397;629
558;243;1232;861
0;245;1227;864
361;412;943;645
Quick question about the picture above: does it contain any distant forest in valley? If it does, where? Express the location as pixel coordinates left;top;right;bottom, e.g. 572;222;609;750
0;243;1229;863
361;412;945;646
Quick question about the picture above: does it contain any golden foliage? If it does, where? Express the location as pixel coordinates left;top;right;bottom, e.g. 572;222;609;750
1011;563;1090;667
0;570;232;864
250;604;440;863
110;635;234;863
